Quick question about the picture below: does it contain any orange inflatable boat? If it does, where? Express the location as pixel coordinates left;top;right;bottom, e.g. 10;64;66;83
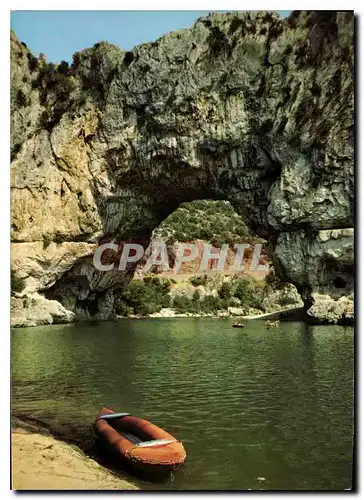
94;407;186;474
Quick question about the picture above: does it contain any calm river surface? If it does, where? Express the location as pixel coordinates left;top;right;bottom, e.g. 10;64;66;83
12;318;354;490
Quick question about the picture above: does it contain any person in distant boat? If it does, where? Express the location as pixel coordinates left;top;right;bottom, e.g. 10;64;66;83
265;320;280;329
233;322;244;328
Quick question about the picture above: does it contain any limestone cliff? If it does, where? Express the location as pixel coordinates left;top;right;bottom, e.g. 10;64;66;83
10;11;354;326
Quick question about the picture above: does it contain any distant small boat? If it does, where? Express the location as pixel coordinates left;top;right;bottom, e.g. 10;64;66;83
233;322;244;328
265;320;280;329
94;407;186;475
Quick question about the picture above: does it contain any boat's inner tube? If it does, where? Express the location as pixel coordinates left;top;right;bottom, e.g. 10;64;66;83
136;438;177;448
120;433;177;447
96;412;130;422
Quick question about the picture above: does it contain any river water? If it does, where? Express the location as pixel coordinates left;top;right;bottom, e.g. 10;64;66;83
12;318;354;490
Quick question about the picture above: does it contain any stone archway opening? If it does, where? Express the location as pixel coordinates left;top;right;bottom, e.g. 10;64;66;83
44;196;292;322
136;199;270;278
108;198;294;320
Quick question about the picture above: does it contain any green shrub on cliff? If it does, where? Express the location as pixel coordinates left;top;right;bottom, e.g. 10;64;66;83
178;276;267;314
264;270;285;290
15;89;28;108
155;200;264;245
173;291;235;314
11;270;25;295
173;295;198;313
116;273;291;317
232;276;265;309
218;282;232;299
116;277;171;316
189;275;208;287
33;60;77;130
116;302;134;317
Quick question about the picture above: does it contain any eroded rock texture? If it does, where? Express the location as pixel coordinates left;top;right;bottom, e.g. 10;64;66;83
10;11;354;325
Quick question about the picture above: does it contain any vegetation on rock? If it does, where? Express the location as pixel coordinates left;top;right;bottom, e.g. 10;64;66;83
116;272;302;317
155;200;264;246
34;60;77;130
11;270;25;295
116;276;171;316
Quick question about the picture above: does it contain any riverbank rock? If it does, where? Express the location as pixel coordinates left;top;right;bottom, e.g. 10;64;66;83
148;307;218;318
11;11;354;325
169;282;198;300
11;241;96;294
228;307;246;316
148;307;182;318
274;229;354;302
307;293;354;325
11;293;74;327
261;283;303;313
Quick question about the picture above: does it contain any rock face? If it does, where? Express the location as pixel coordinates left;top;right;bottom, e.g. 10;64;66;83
10;11;354;326
11;293;75;327
261;283;303;313
307;293;354;325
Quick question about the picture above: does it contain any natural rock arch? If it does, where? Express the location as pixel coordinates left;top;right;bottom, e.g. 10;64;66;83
11;11;354;323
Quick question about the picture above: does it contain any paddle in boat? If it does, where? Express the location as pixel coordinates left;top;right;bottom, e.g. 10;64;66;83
94;407;186;475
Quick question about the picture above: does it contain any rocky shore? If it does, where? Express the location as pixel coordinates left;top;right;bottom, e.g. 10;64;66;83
11;271;354;327
132;305;304;320
12;427;138;491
